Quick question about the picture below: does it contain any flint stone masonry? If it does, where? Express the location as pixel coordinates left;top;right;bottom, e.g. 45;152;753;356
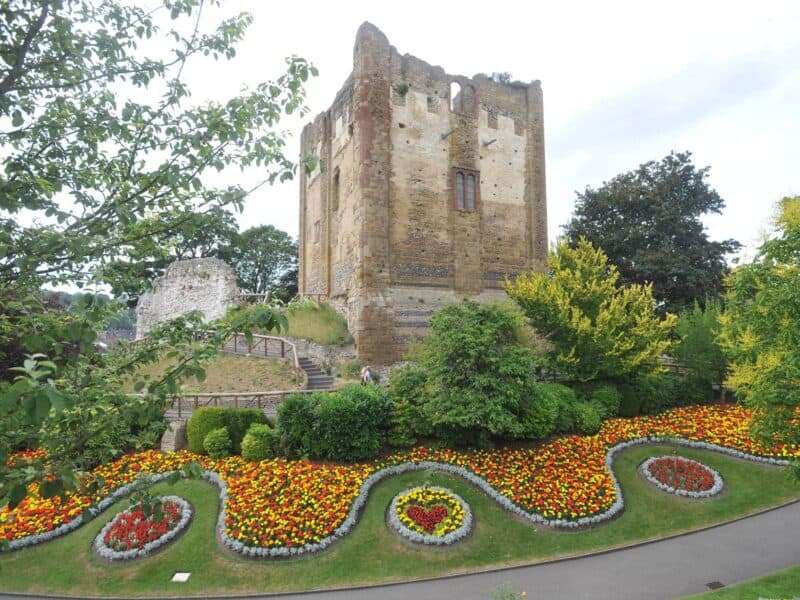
135;258;239;339
299;22;548;363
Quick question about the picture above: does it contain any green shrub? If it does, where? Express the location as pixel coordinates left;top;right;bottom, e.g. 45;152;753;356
311;384;393;461
540;383;578;433
590;384;622;419
674;300;727;388
203;426;232;459
224;408;269;454
187;407;226;453
416;300;542;445
618;381;642;417
187;407;269;455
387;365;432;447
241;423;279;461
276;392;321;458
573;402;602;435
518;382;559;440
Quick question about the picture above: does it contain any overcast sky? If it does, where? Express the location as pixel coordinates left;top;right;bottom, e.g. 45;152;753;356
180;0;800;259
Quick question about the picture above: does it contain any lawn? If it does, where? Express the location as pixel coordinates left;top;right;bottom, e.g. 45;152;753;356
689;563;800;599
124;352;298;393
0;444;797;596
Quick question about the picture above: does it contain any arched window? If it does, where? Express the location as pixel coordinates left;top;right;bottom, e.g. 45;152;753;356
452;167;479;212
449;81;462;112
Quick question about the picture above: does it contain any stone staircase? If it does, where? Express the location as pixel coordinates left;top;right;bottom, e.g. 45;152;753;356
298;356;335;390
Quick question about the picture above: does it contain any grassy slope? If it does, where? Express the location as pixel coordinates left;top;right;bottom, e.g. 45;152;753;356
284;302;352;346
124;353;297;393
0;444;798;596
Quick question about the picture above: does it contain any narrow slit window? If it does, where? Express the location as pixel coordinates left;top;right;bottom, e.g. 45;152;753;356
455;172;465;209
466;175;476;210
332;168;340;211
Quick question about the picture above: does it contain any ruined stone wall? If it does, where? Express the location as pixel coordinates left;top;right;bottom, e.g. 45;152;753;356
299;22;548;364
135;258;239;339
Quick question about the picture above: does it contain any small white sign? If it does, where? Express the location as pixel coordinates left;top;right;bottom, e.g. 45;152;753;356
171;572;191;583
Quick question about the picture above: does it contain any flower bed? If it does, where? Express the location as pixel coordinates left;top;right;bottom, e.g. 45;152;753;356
641;456;724;498
388;486;471;545
94;495;192;561
1;405;798;556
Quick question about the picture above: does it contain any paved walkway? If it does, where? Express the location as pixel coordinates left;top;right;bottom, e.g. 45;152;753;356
1;502;797;600
257;500;800;600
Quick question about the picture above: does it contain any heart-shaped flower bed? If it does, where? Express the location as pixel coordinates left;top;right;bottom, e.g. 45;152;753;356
641;456;724;498
389;486;472;545
94;495;191;560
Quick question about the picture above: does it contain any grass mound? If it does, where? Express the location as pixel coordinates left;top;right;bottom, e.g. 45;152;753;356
284;300;352;345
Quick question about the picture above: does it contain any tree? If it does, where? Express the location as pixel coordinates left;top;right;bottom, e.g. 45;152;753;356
0;0;312;509
223;225;297;296
718;196;800;468
103;206;240;302
563;151;740;314
506;238;675;382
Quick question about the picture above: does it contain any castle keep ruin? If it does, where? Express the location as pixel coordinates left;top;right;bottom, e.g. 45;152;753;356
299;23;548;363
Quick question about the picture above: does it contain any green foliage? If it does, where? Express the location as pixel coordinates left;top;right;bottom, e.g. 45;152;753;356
589;384;622;419
573;402;602;435
563;151;740;314
537;383;577;434
518;382;559;440
187;407;268;455
387;365;432;447
284;301;352;345
203;427;232;459
241;423;279;461
276;385;392;461
674;300;727;387
0;0;311;507
222;225;297;296
719;196;800;456
223;409;269;454
311;384;393;462
506;239;675;383
618;382;643;417
186;408;226;454
415;301;542;445
276;392;320;459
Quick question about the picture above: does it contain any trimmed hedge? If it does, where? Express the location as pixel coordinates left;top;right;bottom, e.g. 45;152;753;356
241;423;279;461
204;427;232;459
187;407;269;455
187;408;226;454
518;382;559;440
277;384;393;462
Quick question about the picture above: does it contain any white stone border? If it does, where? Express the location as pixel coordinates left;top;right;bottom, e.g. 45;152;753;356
640;456;724;498
2;436;793;556
387;486;472;545
93;495;192;560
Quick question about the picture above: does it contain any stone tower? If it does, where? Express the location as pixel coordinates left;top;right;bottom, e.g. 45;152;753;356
298;22;548;363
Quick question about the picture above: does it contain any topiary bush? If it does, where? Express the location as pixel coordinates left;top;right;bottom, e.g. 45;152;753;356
203;426;232;459
224;408;269;454
573;402;601;435
311;384;393;461
241;423;279;461
187;407;269;455
187;407;226;454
